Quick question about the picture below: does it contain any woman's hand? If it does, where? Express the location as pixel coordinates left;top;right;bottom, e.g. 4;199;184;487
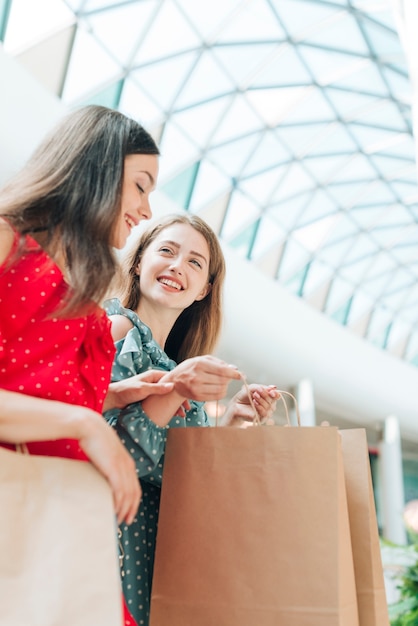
78;408;142;525
163;355;242;402
0;389;141;525
103;369;174;411
221;384;280;427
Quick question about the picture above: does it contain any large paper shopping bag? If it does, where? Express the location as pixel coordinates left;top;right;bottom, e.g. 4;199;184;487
150;426;359;626
0;446;123;626
339;429;390;626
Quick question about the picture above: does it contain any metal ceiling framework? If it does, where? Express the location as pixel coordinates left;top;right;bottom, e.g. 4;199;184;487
3;0;418;367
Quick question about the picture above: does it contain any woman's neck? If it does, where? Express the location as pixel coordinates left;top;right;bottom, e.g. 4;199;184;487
135;302;180;349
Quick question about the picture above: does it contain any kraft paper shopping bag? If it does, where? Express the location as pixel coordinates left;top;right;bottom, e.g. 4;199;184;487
340;428;390;626
0;446;123;626
150;425;359;626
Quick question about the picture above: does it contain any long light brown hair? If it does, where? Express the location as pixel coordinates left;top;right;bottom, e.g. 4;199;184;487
117;213;226;362
0;105;159;315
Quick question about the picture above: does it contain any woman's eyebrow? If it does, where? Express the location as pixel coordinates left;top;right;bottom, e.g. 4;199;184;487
160;239;208;264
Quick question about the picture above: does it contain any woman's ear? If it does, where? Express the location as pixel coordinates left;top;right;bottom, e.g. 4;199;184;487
195;282;212;302
134;262;141;277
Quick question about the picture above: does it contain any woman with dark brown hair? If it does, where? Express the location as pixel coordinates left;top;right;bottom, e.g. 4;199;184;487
0;104;174;625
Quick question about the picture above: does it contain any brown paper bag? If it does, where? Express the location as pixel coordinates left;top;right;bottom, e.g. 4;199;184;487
0;445;123;626
150;426;359;626
339;429;390;626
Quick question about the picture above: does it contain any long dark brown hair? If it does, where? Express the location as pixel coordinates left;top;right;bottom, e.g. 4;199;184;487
0;105;159;315
117;214;226;362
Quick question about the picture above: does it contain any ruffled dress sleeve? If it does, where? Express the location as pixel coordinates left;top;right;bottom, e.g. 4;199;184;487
103;299;209;483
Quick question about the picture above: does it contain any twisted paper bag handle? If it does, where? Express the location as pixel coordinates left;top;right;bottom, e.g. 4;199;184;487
215;372;301;427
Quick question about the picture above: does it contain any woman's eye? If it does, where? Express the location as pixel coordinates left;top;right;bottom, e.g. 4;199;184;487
190;259;202;269
136;184;145;193
159;247;173;254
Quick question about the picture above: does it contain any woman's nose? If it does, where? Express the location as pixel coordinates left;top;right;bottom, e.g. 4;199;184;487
169;258;184;274
140;198;152;220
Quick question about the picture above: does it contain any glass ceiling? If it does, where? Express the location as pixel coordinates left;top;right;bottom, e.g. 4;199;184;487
2;0;418;365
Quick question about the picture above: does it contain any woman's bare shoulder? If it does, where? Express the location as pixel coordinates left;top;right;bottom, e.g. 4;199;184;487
0;218;16;267
109;313;134;342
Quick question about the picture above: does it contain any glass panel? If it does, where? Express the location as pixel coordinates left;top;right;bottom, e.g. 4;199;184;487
241;132;291;177
404;331;418;363
266;193;309;230
4;0;73;53
271;162;315;203
331;298;352;325
333;60;388;96
251;215;286;260
381;66;412;104
175;50;234;109
0;0;12;41
132;0;201;65
239;167;288;205
221;190;260;240
61;27;120;103
362;18;403;59
274;0;343;39
177;0;241;41
130;52;199;112
325;276;355;314
367;307;393;349
161;162;199;210
158;124;201;181
85;2;154;66
339;256;372;283
119;77;163;128
284;265;309;297
331;153;378;182
283;88;335;124
79;79;123;108
188;159;231;212
229;222;258;258
346;290;374;325
212;43;279;87
303;154;352;183
250;45;312;89
275;122;333;156
301;259;333;297
292;214;338;252
217;0;286;43
211;95;266;144
209;134;263;179
277;237;312;281
300;46;367;87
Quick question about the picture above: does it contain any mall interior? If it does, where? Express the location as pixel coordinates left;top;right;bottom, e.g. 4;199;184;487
1;0;418;616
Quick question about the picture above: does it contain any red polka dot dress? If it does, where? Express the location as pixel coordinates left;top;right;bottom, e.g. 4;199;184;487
0;228;138;626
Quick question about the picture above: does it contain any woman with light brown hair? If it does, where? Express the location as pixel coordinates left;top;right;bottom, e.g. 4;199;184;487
104;212;279;625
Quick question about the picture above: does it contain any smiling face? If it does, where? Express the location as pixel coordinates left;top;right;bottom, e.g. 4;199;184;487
135;222;211;317
111;153;159;249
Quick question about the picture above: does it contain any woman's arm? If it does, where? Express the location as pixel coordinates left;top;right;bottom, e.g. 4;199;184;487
139;355;242;427
103;370;174;411
0;388;141;525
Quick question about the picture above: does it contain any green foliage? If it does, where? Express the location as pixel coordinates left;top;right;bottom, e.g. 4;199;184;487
389;548;418;626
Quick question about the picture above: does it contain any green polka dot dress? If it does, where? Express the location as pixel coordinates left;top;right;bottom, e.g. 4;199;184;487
103;299;209;626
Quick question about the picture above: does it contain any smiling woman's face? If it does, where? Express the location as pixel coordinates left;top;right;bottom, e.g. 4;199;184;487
135;222;211;315
111;153;159;249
